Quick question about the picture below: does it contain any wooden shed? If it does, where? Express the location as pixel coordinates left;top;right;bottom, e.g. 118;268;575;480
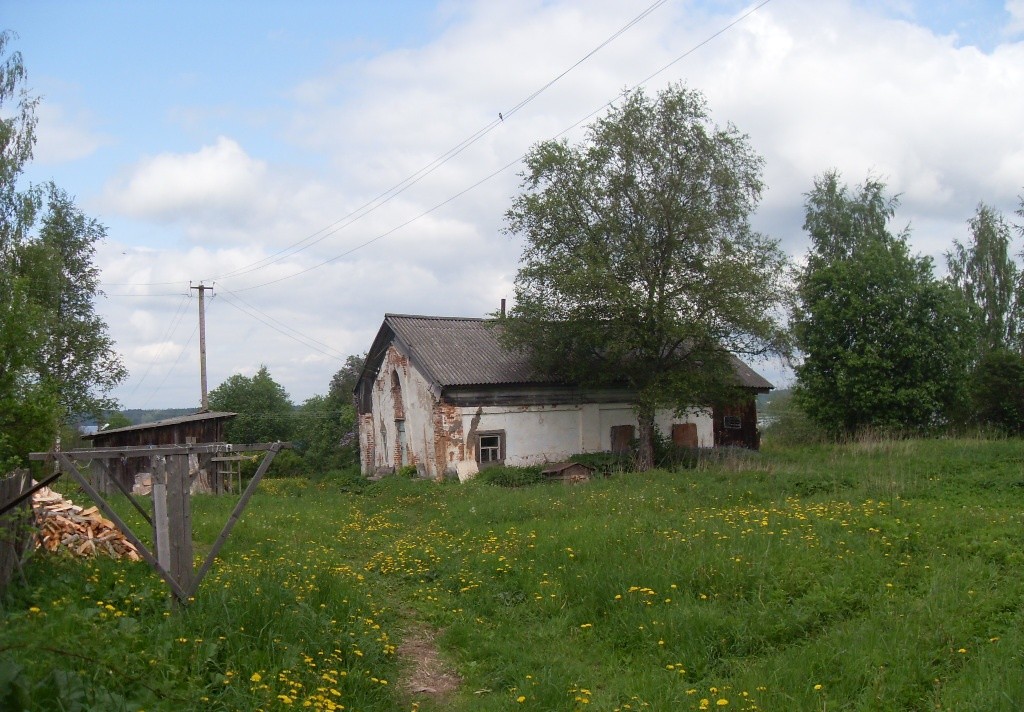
541;461;594;484
83;411;236;494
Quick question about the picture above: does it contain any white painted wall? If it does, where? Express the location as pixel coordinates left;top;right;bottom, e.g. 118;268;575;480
360;347;718;477
364;345;439;474
656;407;715;448
456;403;714;468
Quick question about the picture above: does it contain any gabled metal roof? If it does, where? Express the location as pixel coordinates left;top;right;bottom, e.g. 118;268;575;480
363;314;774;392
385;314;552;387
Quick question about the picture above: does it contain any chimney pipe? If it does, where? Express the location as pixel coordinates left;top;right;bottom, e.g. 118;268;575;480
500;298;506;318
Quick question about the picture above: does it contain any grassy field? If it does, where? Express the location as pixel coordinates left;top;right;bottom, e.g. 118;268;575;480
2;437;1024;711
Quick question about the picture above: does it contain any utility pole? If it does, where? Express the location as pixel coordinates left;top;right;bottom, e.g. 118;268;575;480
190;282;213;411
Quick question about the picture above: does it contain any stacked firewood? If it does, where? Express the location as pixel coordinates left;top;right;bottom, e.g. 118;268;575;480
32;486;142;561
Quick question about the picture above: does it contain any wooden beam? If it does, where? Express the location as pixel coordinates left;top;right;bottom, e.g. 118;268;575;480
29;442;291;461
98;456;153;528
29;440;292;463
0;470;62;517
166;454;193;597
152;457;170;577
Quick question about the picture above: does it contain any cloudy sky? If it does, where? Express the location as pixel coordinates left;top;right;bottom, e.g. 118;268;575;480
6;0;1024;409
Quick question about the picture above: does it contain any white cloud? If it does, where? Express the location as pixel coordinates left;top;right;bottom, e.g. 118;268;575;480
33;102;108;163
72;0;1024;407
1008;0;1024;36
103;137;272;225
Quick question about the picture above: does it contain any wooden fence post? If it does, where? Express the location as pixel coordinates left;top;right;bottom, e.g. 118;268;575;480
166;454;193;597
152;456;170;576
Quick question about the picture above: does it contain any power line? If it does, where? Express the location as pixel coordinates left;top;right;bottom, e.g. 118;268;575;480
105;0;775;389
104;0;674;289
198;0;673;285
217;290;349;360
138;322;199;410
124;294;191;399
227;0;775;293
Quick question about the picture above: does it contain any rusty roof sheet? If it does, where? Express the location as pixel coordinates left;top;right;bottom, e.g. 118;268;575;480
382;314;773;391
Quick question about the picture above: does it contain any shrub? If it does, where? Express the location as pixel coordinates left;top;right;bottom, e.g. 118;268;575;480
477;465;545;488
266;449;307;478
396;464;419;479
569;452;631;475
971;348;1024;433
238;448;307;480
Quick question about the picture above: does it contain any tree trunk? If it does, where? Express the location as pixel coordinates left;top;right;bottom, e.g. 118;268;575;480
635;404;655;472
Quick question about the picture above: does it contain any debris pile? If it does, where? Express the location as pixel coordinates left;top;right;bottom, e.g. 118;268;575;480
32;486;141;561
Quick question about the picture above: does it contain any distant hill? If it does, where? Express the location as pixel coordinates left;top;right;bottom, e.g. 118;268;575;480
757;388;791;411
120;408;199;425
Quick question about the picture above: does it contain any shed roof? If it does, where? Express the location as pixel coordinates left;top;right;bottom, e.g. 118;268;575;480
363;314;773;392
83;411;237;440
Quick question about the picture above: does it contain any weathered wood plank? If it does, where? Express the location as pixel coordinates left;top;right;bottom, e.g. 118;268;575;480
31;443;292;460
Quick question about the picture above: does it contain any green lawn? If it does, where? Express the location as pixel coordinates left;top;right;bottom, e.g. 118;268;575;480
3;437;1024;711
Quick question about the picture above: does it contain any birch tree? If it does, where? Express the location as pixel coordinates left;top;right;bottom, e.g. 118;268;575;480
502;84;790;470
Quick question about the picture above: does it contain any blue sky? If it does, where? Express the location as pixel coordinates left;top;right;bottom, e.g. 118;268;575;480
5;0;1024;409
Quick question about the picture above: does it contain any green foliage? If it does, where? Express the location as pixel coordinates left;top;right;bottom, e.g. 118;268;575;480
765;385;827;446
17;183;127;418
0;33;125;468
502;83;791;470
329;353;366;402
793;172;975;437
101;412;132;430
569;451;634;475
266;448;305;478
395;464;419;478
476;465;545;487
208;365;294;444
970;348;1024;433
291;355;364;473
946;202;1020;355
293;393;357;472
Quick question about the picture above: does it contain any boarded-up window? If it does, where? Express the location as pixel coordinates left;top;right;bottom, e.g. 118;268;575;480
672;423;698;448
610;425;634;453
391;371;405;420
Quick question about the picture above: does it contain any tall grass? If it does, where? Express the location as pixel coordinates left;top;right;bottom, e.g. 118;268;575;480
3;438;1024;710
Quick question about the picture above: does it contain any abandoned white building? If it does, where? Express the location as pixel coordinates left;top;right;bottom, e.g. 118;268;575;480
355;314;773;479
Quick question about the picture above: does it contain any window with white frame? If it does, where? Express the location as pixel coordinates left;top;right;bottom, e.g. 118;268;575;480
477;431;505;466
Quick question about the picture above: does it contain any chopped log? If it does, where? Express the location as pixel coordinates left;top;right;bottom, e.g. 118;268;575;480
31;485;142;561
